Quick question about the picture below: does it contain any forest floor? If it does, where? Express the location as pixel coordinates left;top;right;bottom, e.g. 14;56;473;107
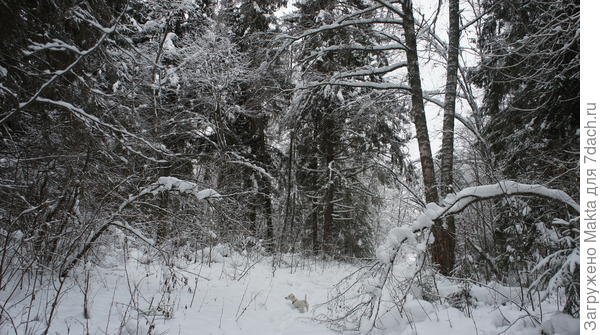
2;246;573;335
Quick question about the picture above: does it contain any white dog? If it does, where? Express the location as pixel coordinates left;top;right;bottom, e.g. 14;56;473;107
285;293;309;313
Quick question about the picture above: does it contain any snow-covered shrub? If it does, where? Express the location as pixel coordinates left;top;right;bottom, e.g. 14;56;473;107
318;263;382;331
445;285;476;314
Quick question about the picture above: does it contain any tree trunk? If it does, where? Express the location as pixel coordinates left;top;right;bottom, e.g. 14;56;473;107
320;115;340;253
311;203;319;253
280;132;295;253
432;0;460;275
322;182;334;254
156;165;171;243
309;126;320;254
244;176;258;233
401;0;438;204
261;182;274;251
321;115;336;254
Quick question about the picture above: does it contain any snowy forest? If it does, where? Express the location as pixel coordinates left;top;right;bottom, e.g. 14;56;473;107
0;0;581;334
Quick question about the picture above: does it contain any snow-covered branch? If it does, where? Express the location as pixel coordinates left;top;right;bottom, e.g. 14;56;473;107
300;80;412;91
140;176;220;201
372;0;404;18
1;9;122;124
62;177;219;277
311;43;407;55
376;180;579;263
34;97;172;161
227;152;276;185
280;17;404;43
23;39;84;55
332;62;407;80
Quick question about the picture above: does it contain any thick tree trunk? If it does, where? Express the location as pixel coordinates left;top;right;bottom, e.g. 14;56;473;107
432;0;460;275
401;0;460;274
401;0;438;204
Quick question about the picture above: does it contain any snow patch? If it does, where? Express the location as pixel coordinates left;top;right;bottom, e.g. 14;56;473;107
403;299;437;322
541;312;579;335
163;32;178;55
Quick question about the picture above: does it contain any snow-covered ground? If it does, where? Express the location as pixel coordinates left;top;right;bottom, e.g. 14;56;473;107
2;247;348;335
1;245;576;335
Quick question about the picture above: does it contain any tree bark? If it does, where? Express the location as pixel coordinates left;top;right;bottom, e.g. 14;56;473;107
432;0;460;275
401;0;438;204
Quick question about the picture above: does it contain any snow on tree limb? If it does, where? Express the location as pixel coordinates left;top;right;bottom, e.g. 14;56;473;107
62;177;218;277
331;62;408;80
141;176;220;200
376;180;579;263
300;80;412;91
280;17;403;42
33;97;172;162
372;0;404;17
23;38;85;55
309;43;407;57
227;152;276;184
0;9;123;125
439;180;580;215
